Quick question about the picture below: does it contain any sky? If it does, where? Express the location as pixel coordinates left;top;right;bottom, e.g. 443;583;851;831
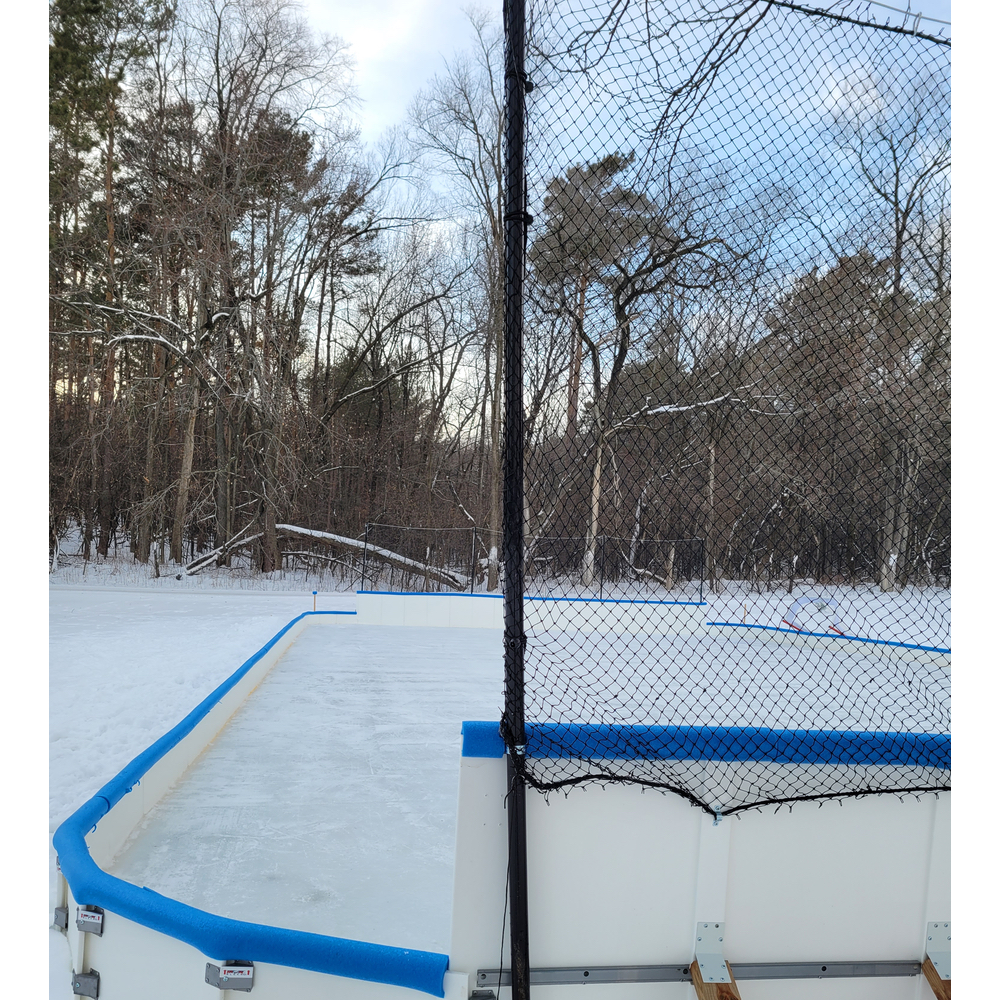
299;0;950;147
301;0;503;145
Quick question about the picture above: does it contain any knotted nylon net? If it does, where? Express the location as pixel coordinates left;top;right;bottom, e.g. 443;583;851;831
508;0;950;815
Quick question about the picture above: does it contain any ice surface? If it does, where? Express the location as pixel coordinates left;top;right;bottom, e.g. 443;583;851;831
106;622;503;953
526;628;950;732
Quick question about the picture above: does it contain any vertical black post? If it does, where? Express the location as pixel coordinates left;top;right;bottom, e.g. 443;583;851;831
502;0;530;998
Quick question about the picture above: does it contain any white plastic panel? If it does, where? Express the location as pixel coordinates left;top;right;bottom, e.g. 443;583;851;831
355;593;703;634
66;884;467;1000
450;751;949;999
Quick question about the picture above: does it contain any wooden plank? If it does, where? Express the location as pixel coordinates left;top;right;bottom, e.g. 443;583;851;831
692;960;742;1000
922;956;951;1000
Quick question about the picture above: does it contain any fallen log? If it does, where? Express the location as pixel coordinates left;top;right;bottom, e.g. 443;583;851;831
276;524;469;590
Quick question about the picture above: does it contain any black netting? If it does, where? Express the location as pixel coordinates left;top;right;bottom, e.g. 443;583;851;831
505;0;950;815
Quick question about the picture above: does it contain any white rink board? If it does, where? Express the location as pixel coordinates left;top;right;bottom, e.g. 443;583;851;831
355;591;705;635
62;879;468;1000
55;613;465;1000
450;752;949;1000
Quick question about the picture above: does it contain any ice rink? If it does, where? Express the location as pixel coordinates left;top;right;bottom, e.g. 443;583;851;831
105;620;504;954
49;586;950;997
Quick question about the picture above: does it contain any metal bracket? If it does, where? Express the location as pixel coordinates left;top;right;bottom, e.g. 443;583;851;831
76;906;104;936
206;960;255;991
54;906;69;931
695;921;731;984
477;961;920;987
925;921;951;980
71;969;100;998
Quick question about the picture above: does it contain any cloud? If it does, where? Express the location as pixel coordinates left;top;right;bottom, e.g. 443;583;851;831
817;60;885;125
302;0;499;143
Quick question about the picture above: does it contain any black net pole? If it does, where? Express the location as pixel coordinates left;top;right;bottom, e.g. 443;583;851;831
501;0;530;997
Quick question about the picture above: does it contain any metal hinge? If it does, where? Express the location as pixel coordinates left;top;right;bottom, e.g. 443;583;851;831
206;960;255;991
695;921;731;983
925;921;951;980
54;906;68;931
76;906;104;936
71;969;100;998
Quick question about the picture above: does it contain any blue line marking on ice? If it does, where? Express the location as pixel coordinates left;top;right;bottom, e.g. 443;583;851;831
706;621;950;654
461;722;950;768
53;610;448;997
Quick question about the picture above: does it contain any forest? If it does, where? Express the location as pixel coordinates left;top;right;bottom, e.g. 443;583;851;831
48;0;950;594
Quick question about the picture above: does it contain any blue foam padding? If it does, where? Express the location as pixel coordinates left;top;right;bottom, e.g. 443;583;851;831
461;721;505;757
53;610;448;997
705;622;950;655
461;721;950;768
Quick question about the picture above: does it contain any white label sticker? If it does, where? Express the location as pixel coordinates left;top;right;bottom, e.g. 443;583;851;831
78;910;102;926
221;967;253;979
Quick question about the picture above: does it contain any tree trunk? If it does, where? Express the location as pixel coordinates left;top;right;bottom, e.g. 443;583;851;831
882;438;918;591
566;274;586;441
878;434;900;592
96;345;117;557
260;429;282;573
487;318;503;591
171;385;199;563
582;431;604;587
135;346;167;563
705;437;719;593
262;502;280;572
215;401;231;563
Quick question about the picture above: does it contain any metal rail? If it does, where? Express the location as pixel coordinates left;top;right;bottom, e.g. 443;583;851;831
477;960;922;986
